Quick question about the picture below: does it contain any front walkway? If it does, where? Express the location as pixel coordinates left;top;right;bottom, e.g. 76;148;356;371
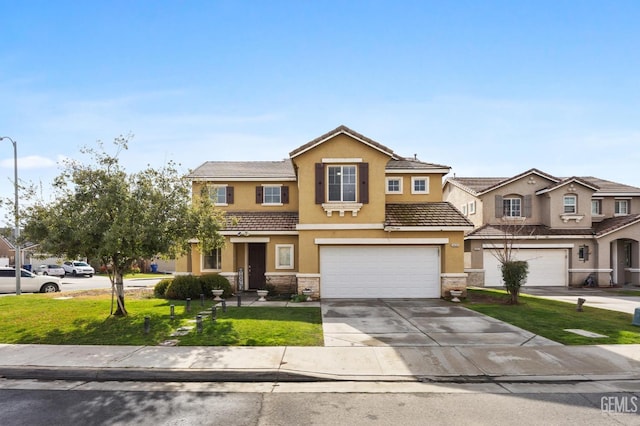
521;286;640;315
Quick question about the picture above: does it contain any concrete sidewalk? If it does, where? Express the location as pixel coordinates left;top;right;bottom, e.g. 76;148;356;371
1;343;639;384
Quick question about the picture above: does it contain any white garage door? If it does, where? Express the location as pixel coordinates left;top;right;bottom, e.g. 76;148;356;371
483;249;567;287
320;246;440;298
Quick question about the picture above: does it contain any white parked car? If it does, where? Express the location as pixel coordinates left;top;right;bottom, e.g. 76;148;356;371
0;267;62;293
62;261;95;277
37;264;66;278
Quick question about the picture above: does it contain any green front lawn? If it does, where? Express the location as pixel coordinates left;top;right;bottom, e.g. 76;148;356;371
0;291;323;346
465;288;640;345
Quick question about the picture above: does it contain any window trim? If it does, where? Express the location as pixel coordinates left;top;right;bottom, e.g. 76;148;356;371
411;176;429;194
327;165;357;202
615;199;630;216
275;244;294;269
468;200;476;215
591;199;602;216
563;195;577;214
262;184;283;206
385;177;403;194
503;197;522;217
210;185;228;206
201;248;222;272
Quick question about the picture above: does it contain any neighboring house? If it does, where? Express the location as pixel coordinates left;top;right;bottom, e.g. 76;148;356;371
177;125;473;298
443;168;640;288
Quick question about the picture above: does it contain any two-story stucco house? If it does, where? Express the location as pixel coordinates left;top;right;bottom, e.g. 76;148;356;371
177;125;473;298
443;168;640;288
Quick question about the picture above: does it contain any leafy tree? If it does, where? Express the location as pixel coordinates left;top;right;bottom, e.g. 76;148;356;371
21;136;225;316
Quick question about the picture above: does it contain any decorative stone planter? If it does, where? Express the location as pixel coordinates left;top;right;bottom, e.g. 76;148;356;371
212;289;224;301
256;289;268;302
302;289;313;301
449;290;463;303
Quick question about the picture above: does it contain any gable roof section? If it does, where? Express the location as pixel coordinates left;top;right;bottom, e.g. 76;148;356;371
289;125;398;159
583;177;640;196
593;214;640;238
385;203;474;228
223;211;299;232
188;160;296;181
446;168;560;196
535;176;600;195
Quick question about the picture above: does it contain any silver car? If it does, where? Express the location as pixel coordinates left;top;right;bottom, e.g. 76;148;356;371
37;264;66;278
0;268;62;293
62;261;95;277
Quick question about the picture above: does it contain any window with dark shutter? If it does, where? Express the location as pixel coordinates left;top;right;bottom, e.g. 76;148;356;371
359;163;369;204
282;186;289;204
255;186;263;204
315;163;324;204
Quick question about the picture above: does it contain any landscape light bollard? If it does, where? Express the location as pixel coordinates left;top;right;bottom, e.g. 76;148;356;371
196;315;203;333
221;299;227;312
577;298;586;312
186;298;191;312
144;316;150;334
211;305;217;321
170;304;175;320
200;293;205;307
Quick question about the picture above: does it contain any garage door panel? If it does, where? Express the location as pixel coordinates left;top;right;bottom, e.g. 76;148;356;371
320;246;440;298
484;249;567;287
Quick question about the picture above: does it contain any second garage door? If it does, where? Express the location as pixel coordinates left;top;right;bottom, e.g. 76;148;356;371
483;248;568;287
320;245;440;298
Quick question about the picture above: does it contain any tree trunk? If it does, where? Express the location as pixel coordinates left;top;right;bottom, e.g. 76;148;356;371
113;270;128;316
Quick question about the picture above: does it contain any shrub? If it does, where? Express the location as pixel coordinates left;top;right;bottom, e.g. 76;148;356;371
199;274;232;298
501;260;529;304
153;278;173;298
165;275;202;300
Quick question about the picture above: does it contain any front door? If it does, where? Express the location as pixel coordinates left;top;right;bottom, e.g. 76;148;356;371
248;243;266;290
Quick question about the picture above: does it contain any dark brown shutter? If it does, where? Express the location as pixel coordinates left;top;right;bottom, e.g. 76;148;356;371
227;186;234;204
523;195;532;218
495;195;503;218
315;163;324;204
255;186;263;204
359;163;369;204
282;186;289;204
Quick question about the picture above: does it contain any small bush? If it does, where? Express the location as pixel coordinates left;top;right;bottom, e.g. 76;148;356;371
165;275;201;299
153;278;173;298
199;274;232;298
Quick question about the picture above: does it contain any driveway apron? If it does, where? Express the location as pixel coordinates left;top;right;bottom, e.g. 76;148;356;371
321;299;560;347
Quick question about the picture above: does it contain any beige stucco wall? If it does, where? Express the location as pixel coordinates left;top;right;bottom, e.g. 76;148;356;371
192;180;299;212
386;173;445;203
443;184;483;228
480;175;556;224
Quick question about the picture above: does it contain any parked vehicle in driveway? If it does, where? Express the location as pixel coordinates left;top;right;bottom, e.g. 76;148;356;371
62;261;95;277
0;267;62;293
37;264;66;278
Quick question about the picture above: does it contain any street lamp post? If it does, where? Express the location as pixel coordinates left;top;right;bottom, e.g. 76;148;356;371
0;136;20;295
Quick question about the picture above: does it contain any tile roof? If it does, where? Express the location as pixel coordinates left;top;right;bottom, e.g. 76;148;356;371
188;160;296;180
224;211;299;232
593;214;640;237
467;224;595;238
289;125;397;158
385;203;473;227
386;158;450;171
447;170;640;196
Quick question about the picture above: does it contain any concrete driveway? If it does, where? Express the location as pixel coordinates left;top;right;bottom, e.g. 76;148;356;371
521;286;640;315
321;299;560;347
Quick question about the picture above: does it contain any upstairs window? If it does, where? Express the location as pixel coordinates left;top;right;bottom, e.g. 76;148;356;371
209;186;227;205
263;186;281;204
328;165;357;202
591;199;602;215
615;199;629;215
563;195;577;214
411;177;429;194
386;177;402;194
503;197;522;217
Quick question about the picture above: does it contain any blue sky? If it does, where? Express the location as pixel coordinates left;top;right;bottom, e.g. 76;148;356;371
1;1;640;220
